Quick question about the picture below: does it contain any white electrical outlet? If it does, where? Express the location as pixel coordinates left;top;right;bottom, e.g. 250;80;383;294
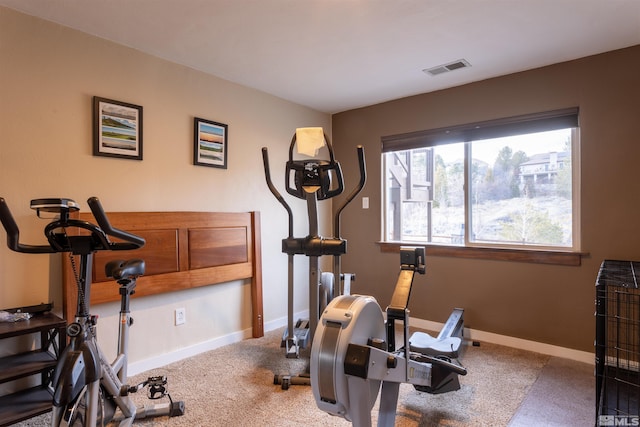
362;197;369;209
175;308;186;325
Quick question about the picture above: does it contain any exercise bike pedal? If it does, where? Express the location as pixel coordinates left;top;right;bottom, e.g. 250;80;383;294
146;375;168;399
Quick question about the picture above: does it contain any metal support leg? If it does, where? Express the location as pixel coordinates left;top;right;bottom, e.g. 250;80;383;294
347;376;373;427
377;381;400;427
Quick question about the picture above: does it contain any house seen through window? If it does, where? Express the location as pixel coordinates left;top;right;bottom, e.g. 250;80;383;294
382;108;579;250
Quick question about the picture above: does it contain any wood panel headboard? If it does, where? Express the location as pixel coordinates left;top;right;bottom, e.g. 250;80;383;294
62;211;263;338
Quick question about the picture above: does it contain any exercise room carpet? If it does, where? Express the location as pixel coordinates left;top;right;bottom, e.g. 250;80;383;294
14;327;594;426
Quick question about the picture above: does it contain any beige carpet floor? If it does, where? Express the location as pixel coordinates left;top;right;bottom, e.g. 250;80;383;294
13;328;594;426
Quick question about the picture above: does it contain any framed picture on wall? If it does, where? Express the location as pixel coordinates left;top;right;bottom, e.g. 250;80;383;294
93;96;143;160
193;117;228;169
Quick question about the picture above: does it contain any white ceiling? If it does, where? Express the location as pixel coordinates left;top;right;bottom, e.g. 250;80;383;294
1;1;639;113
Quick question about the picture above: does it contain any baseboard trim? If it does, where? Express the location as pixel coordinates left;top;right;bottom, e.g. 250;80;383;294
129;310;593;375
128;328;254;376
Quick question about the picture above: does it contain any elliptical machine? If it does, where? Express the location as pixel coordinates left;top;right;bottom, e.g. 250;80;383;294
0;197;185;426
262;129;366;388
311;247;467;426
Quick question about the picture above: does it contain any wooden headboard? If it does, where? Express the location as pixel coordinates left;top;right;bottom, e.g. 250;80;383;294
62;211;263;338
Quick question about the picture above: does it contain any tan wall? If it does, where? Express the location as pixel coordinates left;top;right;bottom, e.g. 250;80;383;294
0;7;330;363
331;45;640;353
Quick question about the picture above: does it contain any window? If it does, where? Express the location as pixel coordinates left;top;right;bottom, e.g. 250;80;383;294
382;108;579;251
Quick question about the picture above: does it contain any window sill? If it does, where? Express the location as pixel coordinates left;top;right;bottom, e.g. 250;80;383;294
377;242;587;266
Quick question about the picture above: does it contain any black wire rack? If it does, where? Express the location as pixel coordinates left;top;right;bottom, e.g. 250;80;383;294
596;260;640;424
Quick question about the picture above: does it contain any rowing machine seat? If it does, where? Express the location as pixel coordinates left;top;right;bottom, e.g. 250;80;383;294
409;332;461;358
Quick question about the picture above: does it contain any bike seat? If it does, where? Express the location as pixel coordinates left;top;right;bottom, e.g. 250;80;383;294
105;259;145;280
409;332;461;358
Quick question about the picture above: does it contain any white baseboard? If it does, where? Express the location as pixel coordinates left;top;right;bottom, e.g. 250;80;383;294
263;313;301;333
128;313;299;376
129;309;593;375
128;328;253;376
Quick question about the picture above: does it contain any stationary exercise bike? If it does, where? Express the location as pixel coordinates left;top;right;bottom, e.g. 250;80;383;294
0;196;185;426
262;129;366;388
311;247;466;426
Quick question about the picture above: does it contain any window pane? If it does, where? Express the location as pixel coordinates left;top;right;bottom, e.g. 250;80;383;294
385;150;431;241
384;144;465;244
432;144;465;244
469;129;573;247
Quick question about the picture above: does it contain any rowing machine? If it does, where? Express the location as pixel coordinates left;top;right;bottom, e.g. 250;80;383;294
311;247;466;426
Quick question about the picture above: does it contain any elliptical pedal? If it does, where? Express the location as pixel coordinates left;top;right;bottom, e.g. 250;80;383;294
280;319;310;355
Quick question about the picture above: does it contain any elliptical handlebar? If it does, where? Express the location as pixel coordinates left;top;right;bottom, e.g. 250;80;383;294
262;147;294;238
0;196;145;254
284;132;345;201
334;145;366;239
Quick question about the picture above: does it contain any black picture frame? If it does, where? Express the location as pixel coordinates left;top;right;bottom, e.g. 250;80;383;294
93;96;143;160
193;117;228;169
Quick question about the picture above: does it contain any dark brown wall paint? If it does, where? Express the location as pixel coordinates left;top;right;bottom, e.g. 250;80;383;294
330;45;640;353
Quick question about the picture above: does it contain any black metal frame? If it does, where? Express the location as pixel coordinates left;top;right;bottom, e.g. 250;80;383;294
596;260;640;424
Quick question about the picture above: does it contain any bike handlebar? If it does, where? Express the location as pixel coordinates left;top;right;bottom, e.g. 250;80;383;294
0;197;145;254
87;197;145;250
0;197;55;253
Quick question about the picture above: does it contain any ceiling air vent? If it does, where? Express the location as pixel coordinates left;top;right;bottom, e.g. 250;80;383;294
423;59;471;76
